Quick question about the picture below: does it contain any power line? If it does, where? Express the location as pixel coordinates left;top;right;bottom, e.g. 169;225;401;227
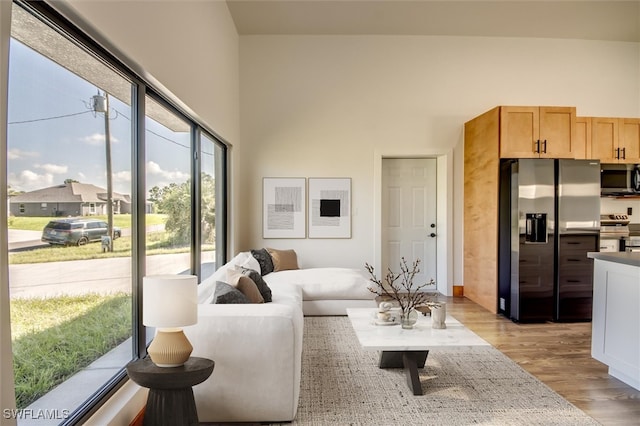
9;107;214;156
8;110;92;125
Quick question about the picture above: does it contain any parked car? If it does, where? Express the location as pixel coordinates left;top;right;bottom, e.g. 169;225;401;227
41;218;121;246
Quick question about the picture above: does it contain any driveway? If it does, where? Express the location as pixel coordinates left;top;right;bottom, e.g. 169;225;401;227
7;229;46;251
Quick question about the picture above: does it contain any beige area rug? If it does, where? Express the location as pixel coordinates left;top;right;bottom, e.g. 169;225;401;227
274;316;600;426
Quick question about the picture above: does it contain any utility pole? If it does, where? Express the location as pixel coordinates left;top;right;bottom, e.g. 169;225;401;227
92;91;114;252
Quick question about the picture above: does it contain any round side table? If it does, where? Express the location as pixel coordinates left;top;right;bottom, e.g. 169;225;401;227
126;357;214;426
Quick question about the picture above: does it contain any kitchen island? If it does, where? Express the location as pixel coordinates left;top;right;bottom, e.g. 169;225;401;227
587;252;640;390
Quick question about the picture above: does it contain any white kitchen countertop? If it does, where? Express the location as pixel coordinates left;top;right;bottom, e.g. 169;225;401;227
587;252;640;267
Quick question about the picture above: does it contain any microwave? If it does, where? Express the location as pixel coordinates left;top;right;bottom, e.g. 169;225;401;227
600;164;640;195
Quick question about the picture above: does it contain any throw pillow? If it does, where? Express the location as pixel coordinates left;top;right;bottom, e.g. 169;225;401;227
251;248;274;275
235;265;273;303
267;248;299;272
235;276;265;304
227;269;265;304
212;281;250;304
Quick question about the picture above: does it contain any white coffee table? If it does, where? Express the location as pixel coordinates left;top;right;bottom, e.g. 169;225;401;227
346;308;490;395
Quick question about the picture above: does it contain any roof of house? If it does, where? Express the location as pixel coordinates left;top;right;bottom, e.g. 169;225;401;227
9;182;128;203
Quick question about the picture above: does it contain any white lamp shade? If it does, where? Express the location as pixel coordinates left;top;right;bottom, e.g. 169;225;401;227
143;275;198;328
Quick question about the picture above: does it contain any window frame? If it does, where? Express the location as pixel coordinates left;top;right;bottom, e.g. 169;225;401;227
9;1;228;423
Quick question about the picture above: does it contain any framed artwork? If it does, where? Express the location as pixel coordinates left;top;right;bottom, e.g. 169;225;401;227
263;178;306;238
308;178;351;238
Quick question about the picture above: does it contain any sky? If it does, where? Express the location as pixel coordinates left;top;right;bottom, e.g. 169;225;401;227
7;39;193;197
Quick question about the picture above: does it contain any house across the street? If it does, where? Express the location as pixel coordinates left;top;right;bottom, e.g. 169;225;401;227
8;182;131;217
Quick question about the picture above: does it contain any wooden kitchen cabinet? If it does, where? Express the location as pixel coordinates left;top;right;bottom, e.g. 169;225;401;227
620;118;640;163
499;106;576;159
590;117;619;162
574;116;590;160
589;117;640;163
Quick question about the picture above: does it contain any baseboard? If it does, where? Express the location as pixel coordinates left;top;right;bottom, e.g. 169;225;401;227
453;285;464;297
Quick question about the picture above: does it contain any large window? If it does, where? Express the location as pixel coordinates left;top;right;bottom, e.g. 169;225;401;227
144;96;193;276
5;2;226;423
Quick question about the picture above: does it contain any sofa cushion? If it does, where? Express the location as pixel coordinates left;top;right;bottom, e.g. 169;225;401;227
251;248;274;275
267;248;299;272
263;268;374;301
235;266;273;303
212;281;250;304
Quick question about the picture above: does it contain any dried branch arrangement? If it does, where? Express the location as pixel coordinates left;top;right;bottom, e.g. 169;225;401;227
365;257;440;314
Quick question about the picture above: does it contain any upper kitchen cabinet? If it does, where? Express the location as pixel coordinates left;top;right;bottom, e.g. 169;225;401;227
499;106;576;159
589;117;640;163
590;118;619;162
574;116;590;160
619;118;640;163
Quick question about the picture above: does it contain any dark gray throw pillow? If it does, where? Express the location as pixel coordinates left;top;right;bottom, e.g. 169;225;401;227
251;248;274;275
239;266;273;302
212;281;250;304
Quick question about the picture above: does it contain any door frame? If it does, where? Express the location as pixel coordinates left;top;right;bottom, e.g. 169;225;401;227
374;149;453;296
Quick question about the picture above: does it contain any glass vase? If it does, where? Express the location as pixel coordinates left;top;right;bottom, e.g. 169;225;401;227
401;309;418;329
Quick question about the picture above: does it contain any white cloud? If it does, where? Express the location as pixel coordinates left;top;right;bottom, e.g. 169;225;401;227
8;170;54;192
8;148;39;160
146;160;189;181
80;133;120;146
35;163;68;174
113;170;131;183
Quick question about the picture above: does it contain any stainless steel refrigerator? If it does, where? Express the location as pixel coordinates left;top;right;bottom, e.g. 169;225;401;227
498;159;600;322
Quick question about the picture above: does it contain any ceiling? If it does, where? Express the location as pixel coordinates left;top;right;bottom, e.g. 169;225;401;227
226;0;640;42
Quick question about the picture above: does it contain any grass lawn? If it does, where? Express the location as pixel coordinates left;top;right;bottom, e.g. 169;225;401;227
11;293;132;409
9;232;197;264
7;214;167;231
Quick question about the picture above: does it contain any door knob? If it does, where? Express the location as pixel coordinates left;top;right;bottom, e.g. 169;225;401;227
430;223;436;228
429;233;436;238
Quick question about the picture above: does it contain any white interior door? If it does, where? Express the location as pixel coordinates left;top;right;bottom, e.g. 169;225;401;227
382;158;437;288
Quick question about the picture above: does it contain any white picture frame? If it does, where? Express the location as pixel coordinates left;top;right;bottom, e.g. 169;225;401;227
308;177;351;238
262;177;306;239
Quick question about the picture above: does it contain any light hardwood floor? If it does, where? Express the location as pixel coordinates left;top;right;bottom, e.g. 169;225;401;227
445;296;640;426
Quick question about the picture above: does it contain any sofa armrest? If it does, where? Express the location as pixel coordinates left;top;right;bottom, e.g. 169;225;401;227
183;296;303;422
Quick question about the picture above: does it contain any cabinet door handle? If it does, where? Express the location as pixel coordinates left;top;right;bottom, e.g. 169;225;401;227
542;140;547;153
621;147;626;159
535;140;540;153
615;147;620;159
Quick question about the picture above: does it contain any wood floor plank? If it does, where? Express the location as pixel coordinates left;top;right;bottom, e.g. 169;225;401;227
445;296;640;426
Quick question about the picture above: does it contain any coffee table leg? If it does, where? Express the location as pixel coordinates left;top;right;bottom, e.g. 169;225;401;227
379;351;429;396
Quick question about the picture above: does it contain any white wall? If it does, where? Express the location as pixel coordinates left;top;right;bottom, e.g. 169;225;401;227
239;35;640;284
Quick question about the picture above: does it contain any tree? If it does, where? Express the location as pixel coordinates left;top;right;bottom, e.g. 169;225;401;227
200;173;216;245
152;173;215;245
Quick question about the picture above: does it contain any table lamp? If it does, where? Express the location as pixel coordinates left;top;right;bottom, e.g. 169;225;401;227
143;274;198;367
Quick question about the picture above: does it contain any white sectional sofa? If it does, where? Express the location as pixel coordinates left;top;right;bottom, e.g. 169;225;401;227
183;251;375;423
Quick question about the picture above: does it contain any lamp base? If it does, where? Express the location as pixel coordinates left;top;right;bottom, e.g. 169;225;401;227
148;328;193;367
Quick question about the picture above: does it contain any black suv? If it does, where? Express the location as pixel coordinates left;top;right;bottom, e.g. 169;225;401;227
41;218;121;246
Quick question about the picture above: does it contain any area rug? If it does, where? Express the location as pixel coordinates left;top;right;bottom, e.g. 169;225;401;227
274;316;600;426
